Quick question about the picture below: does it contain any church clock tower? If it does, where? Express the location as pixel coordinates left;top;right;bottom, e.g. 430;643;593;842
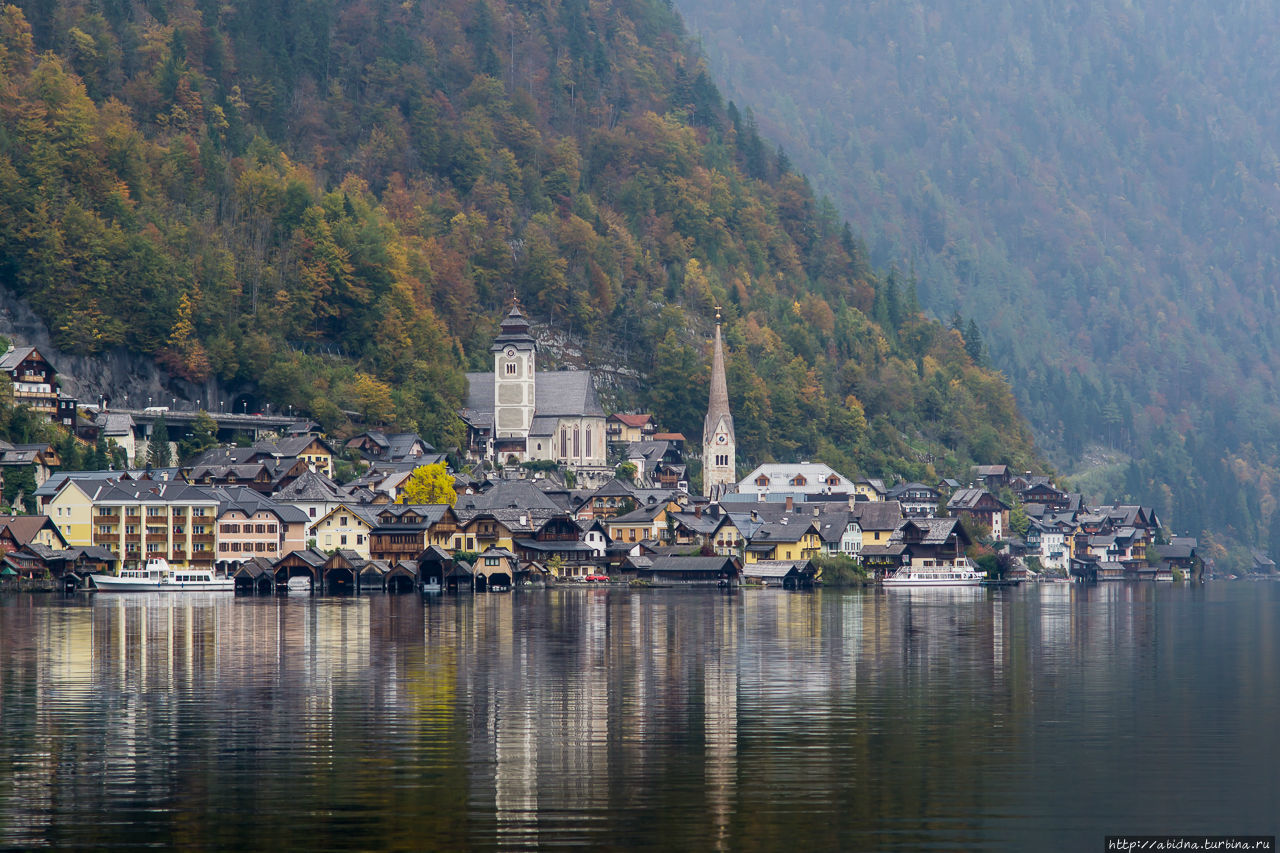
491;301;537;461
702;309;736;498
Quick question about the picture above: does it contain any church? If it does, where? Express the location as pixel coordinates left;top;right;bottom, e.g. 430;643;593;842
460;304;609;476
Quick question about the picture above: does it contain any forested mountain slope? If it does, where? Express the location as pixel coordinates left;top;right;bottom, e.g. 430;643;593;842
679;0;1280;551
0;0;1039;483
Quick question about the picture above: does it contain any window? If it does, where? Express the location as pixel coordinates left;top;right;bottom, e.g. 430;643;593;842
267;523;276;534
791;475;807;486
256;524;266;534
357;535;364;545
309;508;317;518
340;516;348;526
340;535;347;545
756;476;770;487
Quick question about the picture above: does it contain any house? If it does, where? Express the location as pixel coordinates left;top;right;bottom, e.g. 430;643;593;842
606;499;681;547
271;470;346;531
254;435;336;478
41;473;125;544
606;413;655;446
854;478;887;502
514;515;596;576
624;440;687;490
578;518;611;559
312;503;382;558
738;463;856;498
0;345;60;418
946;488;1010;539
812;510;862;559
893;517;973;570
344;431;436;464
210;487;309;572
971;465;1011;489
369;505;460;562
1018;477;1069;509
0;441;61;488
1026;515;1074;572
579;478;639;520
0;515;69;553
743;518;821;564
852;500;903;549
886;482;940;518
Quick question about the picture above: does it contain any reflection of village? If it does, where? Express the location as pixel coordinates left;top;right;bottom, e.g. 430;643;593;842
2;581;1190;847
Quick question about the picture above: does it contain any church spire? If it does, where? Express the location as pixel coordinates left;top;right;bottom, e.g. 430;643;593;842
703;308;736;498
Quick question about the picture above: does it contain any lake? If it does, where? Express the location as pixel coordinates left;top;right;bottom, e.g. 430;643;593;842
1;583;1277;851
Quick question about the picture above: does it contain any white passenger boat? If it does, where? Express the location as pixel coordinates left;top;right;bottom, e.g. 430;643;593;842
91;558;234;592
882;564;985;588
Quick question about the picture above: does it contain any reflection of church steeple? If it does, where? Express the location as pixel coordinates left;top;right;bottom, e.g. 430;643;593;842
703;308;736;498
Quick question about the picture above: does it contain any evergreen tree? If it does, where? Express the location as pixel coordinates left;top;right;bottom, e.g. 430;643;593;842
147;416;172;468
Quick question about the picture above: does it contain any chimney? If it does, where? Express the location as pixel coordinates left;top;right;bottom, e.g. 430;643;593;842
785;495;794;512
694;505;702;518
813;506;820;517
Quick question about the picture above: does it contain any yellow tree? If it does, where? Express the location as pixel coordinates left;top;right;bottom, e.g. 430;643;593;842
399;462;456;506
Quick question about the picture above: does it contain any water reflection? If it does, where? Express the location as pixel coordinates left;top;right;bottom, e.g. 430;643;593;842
1;584;1278;850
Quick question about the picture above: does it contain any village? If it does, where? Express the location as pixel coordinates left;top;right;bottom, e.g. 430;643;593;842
0;305;1208;593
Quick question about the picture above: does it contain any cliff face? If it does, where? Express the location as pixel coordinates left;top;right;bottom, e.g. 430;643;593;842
0;287;232;411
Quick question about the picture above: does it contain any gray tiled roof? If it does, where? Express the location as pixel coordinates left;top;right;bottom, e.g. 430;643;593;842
463;370;604;418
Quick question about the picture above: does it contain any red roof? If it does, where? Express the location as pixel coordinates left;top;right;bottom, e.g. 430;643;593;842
651;432;685;441
610;413;653;427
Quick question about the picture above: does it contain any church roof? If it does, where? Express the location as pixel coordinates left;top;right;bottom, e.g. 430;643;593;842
463;371;604;418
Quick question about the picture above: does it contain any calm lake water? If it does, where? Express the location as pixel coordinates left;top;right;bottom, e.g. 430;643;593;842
1;583;1277;851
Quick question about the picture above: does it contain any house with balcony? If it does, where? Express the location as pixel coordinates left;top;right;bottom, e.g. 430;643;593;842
0;346;60;418
606;413;655;446
892;517;973;570
369;504;459;563
886;482;940;518
946;488;1010;539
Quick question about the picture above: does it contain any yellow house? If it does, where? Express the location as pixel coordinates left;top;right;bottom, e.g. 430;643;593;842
606;500;679;546
743;519;821;564
313;504;380;558
45;478;100;546
854;478;886;502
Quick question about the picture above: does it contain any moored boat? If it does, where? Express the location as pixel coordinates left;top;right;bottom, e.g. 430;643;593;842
91;558;234;592
882;564;984;588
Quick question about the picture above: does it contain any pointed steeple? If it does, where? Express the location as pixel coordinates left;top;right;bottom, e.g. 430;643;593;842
705;308;733;440
703;308;736;498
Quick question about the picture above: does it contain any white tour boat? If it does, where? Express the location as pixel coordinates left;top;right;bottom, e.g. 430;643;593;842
882;563;985;588
91;558;234;592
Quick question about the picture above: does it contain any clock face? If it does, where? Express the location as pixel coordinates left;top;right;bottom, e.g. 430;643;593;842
505;347;516;357
715;434;727;445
